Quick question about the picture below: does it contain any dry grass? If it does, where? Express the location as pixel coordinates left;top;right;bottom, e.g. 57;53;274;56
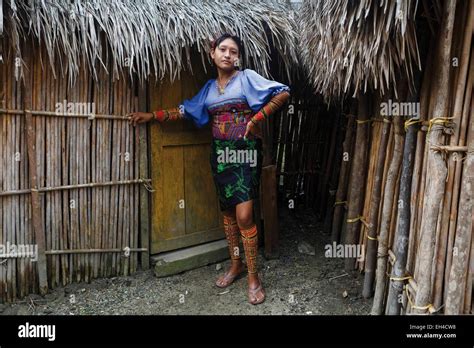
299;0;421;101
4;0;298;84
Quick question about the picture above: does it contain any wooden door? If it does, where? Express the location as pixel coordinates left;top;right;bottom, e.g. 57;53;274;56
150;66;224;254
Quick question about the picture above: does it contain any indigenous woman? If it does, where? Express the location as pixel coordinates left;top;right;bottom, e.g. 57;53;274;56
129;33;290;305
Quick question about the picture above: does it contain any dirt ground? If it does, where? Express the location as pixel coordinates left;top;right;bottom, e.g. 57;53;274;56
0;209;372;315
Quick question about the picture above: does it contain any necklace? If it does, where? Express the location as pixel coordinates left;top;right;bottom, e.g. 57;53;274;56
216;71;239;95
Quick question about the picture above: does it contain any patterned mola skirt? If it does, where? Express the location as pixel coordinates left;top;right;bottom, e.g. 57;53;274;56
210;138;263;211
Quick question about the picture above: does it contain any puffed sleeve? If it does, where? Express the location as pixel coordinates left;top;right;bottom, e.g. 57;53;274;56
181;80;213;128
241;69;291;112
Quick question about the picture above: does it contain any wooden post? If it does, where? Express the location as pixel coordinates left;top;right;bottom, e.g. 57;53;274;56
406;37;435;285
22;48;48;295
344;94;369;272
441;3;474;310
362;111;391;298
382;59;425;314
414;0;457;314
0;0;3;39
370;108;404;313
258;105;274;247
262;165;279;259
323;110;343;232
331;103;356;243
445;77;474;314
255;195;263;248
384;117;417;314
465;238;474;313
434;0;474;310
319;112;339;217
138;83;150;270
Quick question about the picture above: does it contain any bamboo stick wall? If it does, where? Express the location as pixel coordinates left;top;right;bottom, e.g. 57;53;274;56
0;39;149;303
328;0;474;315
274;0;473;316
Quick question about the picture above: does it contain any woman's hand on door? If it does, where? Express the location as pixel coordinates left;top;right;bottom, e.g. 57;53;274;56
128;112;154;126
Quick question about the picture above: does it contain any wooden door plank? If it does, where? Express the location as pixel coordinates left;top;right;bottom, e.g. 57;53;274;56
138;84;150;269
184;143;219;234
161;146;186;240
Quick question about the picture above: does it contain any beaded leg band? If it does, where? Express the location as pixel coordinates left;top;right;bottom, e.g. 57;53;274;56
240;224;258;274
224;215;241;261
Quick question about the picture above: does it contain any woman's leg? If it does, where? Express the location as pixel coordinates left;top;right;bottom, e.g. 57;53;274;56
215;208;245;287
236;200;265;304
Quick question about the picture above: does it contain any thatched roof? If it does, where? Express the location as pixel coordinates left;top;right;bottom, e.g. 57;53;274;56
2;0;424;101
298;0;421;100
3;0;298;84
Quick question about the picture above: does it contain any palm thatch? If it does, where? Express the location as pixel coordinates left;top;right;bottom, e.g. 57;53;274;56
4;0;298;85
298;0;421;101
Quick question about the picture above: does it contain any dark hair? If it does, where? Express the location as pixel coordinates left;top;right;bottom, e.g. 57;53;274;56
211;33;243;56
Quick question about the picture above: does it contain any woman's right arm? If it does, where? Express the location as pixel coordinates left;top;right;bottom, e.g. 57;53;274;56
152;106;185;123
128;106;185;126
129;79;213;127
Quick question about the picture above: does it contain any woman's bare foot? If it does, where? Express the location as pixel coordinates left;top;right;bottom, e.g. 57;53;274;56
248;273;265;305
215;260;245;288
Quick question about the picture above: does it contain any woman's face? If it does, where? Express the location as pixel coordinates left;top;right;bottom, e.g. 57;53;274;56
210;38;240;72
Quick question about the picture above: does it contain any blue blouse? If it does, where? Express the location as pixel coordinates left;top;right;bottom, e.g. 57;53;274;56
181;69;290;128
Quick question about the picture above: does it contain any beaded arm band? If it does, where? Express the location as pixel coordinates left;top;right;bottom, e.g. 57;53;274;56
153;106;185;122
251;90;290;125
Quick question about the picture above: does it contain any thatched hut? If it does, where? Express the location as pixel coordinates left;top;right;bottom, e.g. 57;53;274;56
1;0;472;317
0;0;297;302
